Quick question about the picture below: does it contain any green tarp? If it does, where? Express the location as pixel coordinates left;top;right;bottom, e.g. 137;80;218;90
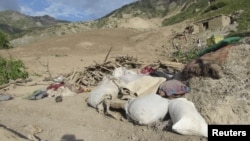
197;36;242;57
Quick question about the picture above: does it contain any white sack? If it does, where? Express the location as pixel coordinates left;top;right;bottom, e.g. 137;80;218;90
168;98;208;137
87;76;125;108
125;94;169;125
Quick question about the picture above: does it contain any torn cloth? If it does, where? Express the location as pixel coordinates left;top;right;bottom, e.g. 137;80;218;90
122;75;166;97
158;80;190;98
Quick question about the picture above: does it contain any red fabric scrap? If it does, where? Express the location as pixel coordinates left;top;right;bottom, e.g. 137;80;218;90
47;82;64;90
140;66;154;74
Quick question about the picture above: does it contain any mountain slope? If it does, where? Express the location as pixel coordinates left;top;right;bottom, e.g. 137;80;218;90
97;0;249;33
0;10;69;39
2;0;250;47
162;0;250;32
96;0;190;28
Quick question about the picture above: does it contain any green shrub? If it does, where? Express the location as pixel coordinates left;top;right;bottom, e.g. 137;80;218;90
0;56;28;85
96;18;109;28
114;12;123;18
0;32;12;49
173;48;200;63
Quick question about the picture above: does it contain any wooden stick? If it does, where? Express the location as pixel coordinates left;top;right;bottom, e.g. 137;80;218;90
0;83;10;89
104;46;113;63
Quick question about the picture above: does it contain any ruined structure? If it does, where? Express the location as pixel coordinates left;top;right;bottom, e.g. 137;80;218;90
192;14;232;33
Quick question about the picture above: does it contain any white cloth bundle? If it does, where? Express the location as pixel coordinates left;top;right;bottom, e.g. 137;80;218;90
125;94;169;125
168;98;208;137
87;76;125;108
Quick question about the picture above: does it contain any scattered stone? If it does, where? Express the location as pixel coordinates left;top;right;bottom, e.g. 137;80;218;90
55;95;63;102
0;94;13;101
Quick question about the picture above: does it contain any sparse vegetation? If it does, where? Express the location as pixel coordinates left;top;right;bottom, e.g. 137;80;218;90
173;48;200;63
32;72;42;77
162;0;250;33
0;56;29;85
162;0;209;26
0;10;69;40
114;12;123;18
204;1;227;13
96;18;109;28
0;32;12;49
103;0;173;19
0;32;28;84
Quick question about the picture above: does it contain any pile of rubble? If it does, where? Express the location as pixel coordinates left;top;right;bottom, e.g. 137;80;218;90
64;55;184;87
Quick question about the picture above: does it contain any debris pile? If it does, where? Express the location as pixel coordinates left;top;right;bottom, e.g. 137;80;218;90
64;55;184;87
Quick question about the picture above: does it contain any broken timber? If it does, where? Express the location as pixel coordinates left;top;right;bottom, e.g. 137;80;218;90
65;56;184;87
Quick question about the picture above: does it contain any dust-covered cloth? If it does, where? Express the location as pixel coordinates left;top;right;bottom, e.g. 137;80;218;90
123;75;166;97
158;80;190;98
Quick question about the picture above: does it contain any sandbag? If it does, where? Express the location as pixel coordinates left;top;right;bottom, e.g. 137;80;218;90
125;94;169;125
87;76;125;108
168;98;208;137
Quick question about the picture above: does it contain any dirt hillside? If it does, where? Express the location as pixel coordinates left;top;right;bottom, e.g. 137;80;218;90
0;21;249;141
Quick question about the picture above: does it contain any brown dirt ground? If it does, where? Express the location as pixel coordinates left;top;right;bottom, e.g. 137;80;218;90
0;24;249;141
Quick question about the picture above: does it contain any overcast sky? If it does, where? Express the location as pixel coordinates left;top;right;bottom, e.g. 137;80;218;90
0;0;137;22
